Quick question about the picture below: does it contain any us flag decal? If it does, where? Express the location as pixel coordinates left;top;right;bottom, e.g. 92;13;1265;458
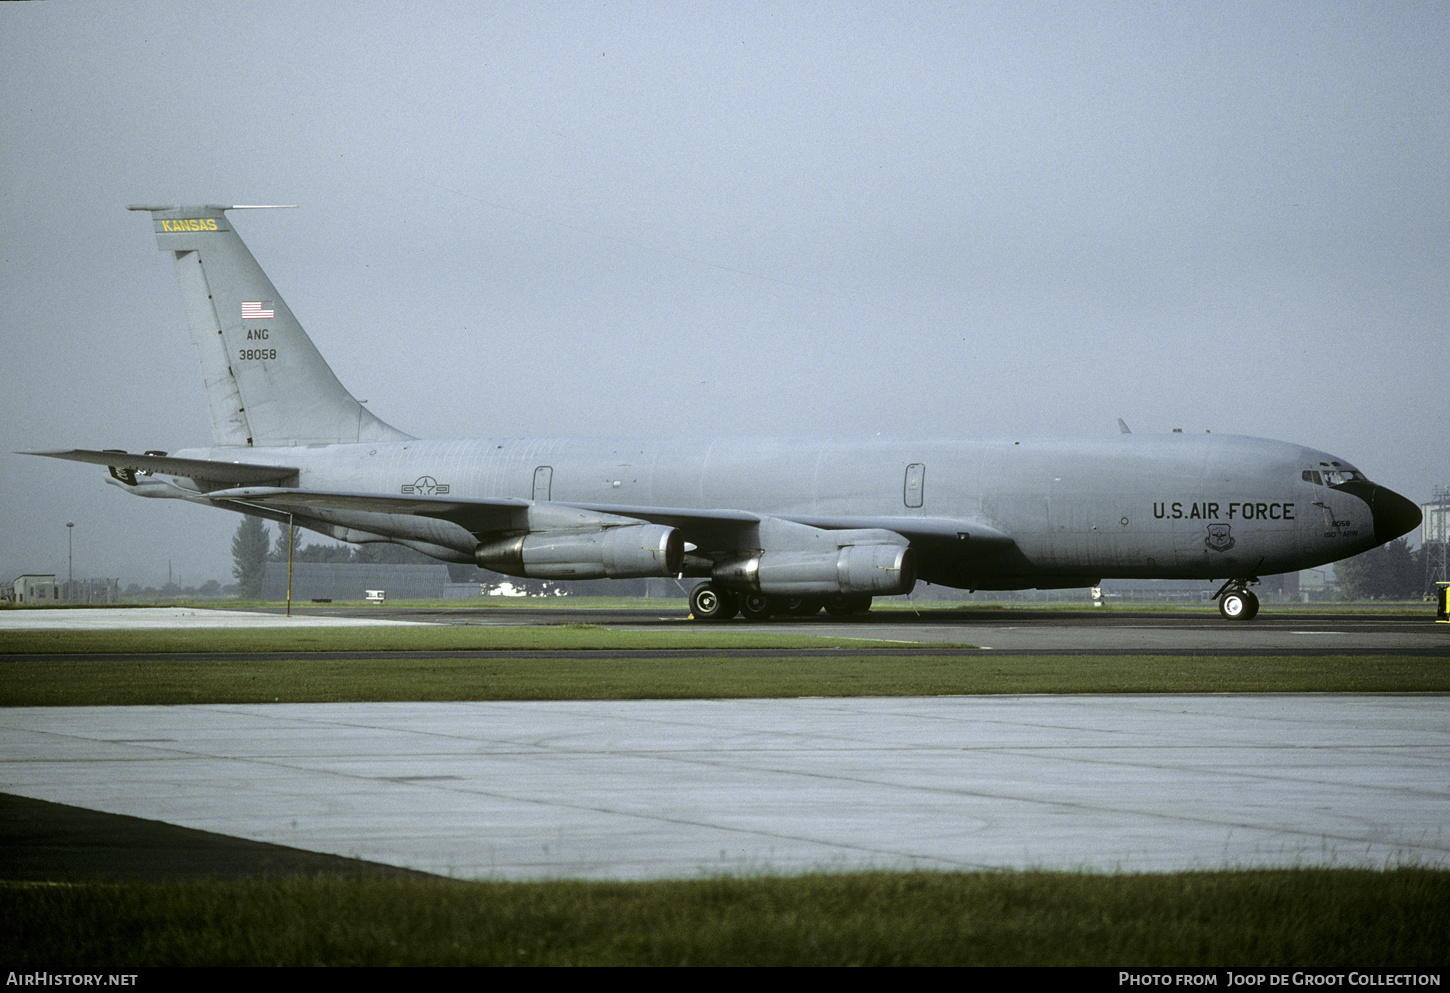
242;300;275;320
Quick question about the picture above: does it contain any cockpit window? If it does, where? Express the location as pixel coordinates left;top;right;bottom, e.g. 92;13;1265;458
1305;463;1366;487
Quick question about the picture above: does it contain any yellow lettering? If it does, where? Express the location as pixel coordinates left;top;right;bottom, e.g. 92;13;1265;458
160;219;218;232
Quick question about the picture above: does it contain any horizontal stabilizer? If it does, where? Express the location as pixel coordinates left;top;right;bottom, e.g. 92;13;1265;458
25;449;298;487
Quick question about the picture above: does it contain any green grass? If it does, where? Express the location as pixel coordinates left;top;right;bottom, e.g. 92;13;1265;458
5;605;1444;967
1;653;1444;706
5;868;1447;966
8;595;1434;614
0;624;907;656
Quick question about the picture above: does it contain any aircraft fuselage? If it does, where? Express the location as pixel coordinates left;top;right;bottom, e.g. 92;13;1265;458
151;430;1403;591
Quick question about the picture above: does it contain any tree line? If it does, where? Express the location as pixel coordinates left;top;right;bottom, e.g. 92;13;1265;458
230;517;448;599
1331;538;1431;600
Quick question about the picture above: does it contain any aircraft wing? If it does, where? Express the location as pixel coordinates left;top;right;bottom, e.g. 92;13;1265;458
28;448;1012;558
562;502;1013;554
204;487;773;538
204;487;1012;559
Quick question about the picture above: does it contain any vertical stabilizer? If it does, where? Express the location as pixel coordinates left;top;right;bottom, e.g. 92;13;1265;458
129;204;411;447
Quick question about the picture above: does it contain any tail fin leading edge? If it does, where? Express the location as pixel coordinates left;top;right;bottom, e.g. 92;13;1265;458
130;204;411;448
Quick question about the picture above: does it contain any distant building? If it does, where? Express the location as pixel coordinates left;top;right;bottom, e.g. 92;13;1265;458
1298;567;1334;599
61;578;119;604
11;574;61;603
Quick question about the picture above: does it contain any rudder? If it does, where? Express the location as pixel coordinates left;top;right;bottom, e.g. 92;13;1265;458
129;204;411;447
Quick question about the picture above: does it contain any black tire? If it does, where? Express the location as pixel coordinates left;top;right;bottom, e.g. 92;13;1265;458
825;594;872;617
690;582;736;621
740;593;774;621
1218;590;1259;621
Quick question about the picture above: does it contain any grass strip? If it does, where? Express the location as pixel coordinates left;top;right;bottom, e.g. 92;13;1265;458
2;654;1445;706
5;868;1447;966
0;625;916;656
6;596;1433;613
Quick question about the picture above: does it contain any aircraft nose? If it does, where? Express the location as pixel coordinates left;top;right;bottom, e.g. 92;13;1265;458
1369;485;1421;544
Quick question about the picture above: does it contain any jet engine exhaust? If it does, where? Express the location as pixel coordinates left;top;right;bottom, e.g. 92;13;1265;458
475;524;683;579
713;543;917;598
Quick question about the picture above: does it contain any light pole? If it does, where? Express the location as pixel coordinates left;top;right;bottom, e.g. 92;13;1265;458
66;521;74;603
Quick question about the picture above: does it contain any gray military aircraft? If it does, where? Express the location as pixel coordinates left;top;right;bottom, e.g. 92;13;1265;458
31;205;1422;620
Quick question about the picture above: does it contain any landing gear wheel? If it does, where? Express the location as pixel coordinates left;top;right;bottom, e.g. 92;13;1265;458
740;593;775;622
783;596;823;617
690;582;737;621
824;594;873;617
1219;589;1259;621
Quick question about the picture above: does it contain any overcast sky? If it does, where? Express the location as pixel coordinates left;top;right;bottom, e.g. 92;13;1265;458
3;0;1446;588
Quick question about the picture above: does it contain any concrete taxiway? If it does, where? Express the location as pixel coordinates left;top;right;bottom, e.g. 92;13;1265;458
9;602;1436;654
265;602;1450;653
0;606;425;630
3;695;1447;880
3;604;1445;881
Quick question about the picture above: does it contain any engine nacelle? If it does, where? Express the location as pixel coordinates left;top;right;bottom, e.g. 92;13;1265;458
713;543;916;597
475;524;683;580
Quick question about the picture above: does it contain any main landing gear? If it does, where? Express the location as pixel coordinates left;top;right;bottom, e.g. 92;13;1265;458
689;582;872;622
688;582;739;620
1213;578;1260;621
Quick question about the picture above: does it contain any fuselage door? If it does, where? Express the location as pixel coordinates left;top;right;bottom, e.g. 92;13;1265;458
533;465;553;502
904;463;925;508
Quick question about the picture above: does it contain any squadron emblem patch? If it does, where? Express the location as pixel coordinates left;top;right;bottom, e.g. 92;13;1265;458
1204;523;1235;552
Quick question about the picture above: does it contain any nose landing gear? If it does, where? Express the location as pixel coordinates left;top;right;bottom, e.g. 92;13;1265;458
1214;578;1260;621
